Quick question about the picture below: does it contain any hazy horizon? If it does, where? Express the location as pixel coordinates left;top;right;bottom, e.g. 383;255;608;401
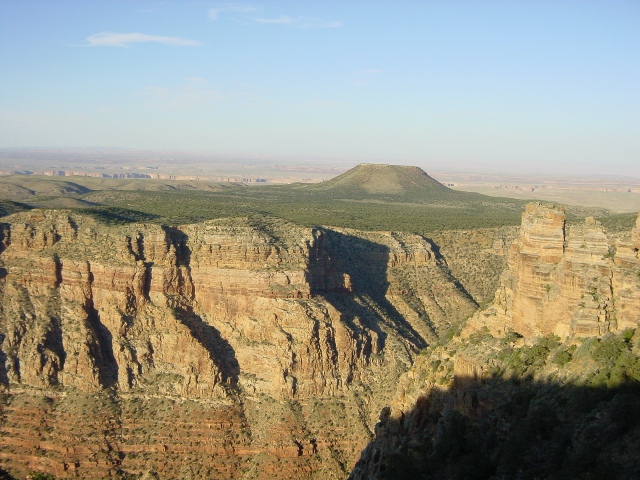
1;1;638;177
2;146;640;180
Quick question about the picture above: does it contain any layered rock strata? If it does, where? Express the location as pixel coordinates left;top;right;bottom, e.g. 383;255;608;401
0;210;477;478
350;204;640;479
467;203;640;338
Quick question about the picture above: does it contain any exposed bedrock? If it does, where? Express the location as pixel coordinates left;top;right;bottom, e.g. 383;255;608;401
350;204;640;480
0;210;479;478
467;203;640;338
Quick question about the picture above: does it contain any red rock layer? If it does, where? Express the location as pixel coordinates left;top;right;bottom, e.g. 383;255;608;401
0;210;477;478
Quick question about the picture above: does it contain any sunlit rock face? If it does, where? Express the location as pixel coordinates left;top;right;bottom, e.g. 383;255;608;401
0;210;477;478
467;203;640;338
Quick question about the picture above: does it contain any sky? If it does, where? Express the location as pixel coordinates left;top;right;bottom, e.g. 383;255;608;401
0;0;639;176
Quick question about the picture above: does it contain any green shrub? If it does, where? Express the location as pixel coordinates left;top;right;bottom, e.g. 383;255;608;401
468;327;493;345
502;330;523;344
551;345;575;366
27;473;56;480
588;330;640;387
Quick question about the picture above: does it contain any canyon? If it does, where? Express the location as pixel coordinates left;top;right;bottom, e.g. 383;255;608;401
0;202;638;478
351;204;640;479
0;208;494;478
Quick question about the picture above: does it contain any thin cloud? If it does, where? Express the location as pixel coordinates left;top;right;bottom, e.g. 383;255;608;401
207;6;340;28
86;32;201;47
252;16;341;28
209;4;260;21
350;69;383;86
253;15;294;25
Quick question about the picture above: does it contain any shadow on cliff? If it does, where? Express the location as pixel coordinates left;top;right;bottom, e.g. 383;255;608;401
421;236;478;307
0;334;8;386
307;229;427;352
349;375;640;480
162;226;240;388
0;220;14;256
173;306;240;387
85;289;119;389
77;206;160;225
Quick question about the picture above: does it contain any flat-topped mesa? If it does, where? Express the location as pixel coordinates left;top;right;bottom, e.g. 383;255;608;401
467;203;640;339
312;163;453;198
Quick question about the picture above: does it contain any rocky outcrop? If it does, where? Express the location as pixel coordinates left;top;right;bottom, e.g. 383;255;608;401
0;210;477;478
350;204;640;479
467;203;640;338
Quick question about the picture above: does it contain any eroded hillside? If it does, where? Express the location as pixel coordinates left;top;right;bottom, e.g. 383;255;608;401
0;209;504;479
2;203;632;479
350;205;640;479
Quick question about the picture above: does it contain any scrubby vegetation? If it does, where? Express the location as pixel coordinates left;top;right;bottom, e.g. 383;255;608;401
595;212;639;233
378;328;640;480
1;169;617;234
1;166;627;235
75;206;159;225
61;170;530;232
0;200;32;217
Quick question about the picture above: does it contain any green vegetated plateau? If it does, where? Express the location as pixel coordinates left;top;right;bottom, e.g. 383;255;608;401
0;164;627;233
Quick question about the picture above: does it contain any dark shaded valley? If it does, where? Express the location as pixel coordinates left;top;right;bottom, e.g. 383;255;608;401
352;374;640;480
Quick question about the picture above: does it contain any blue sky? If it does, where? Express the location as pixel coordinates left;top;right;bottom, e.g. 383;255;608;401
1;1;638;175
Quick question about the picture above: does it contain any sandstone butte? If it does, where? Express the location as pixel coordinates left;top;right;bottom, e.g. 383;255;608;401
464;202;640;338
0;203;638;479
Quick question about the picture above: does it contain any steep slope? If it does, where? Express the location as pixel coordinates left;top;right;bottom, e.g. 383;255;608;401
351;334;640;479
350;204;640;479
466;203;640;338
0;210;478;479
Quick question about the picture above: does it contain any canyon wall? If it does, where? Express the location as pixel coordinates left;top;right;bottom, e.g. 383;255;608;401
0;210;479;478
350;203;640;479
466;203;640;338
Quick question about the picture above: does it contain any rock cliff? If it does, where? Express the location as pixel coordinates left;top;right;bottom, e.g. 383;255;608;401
0;210;478;478
466;203;640;338
349;203;640;479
